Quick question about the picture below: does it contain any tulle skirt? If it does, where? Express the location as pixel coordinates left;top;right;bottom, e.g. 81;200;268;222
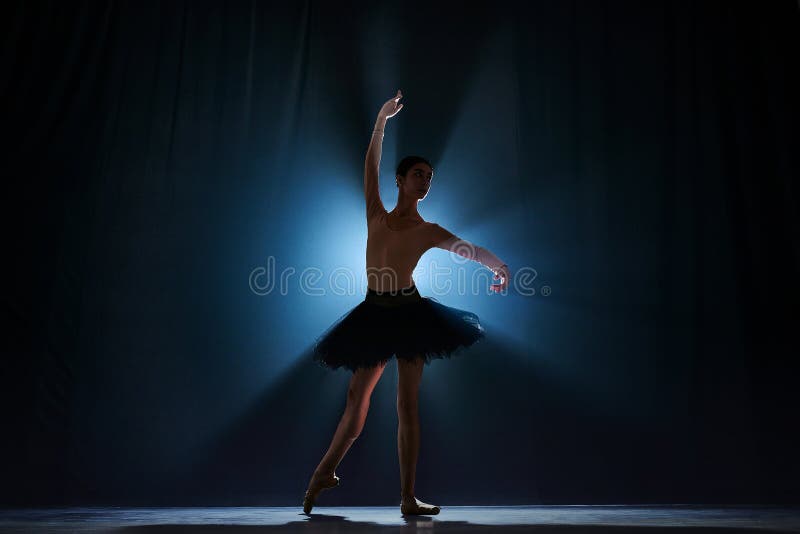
312;284;485;372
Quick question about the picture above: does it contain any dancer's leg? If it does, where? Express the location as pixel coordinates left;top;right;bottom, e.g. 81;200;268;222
304;360;388;513
397;356;439;515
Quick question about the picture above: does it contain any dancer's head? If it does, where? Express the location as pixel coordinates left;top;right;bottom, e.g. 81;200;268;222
396;156;433;200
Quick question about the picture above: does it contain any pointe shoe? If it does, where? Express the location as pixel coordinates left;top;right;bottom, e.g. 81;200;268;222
302;472;340;514
400;496;440;515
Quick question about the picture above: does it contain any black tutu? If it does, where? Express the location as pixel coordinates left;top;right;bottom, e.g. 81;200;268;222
312;284;485;372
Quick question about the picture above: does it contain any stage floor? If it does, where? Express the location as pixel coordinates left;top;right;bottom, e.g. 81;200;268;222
0;505;798;533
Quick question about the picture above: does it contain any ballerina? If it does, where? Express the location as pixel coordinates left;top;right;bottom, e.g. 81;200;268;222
303;89;510;516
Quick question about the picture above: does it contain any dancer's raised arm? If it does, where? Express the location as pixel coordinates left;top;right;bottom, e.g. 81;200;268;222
365;90;403;221
428;224;511;293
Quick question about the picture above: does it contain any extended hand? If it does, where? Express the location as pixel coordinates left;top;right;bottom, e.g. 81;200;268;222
491;264;511;293
378;90;403;119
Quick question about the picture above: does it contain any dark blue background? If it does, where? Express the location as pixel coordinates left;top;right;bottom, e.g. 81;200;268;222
2;0;798;506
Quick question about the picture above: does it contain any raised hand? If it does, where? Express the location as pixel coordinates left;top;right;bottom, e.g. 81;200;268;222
378;90;403;119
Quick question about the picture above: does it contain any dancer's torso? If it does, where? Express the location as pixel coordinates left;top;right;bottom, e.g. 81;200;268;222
366;210;437;292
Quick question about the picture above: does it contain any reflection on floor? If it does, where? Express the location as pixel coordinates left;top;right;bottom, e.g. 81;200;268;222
0;506;798;533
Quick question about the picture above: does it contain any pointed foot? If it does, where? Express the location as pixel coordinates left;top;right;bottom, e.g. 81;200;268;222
302;472;340;514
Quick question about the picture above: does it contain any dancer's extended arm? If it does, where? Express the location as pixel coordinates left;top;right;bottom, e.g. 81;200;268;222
365;90;403;222
429;224;511;293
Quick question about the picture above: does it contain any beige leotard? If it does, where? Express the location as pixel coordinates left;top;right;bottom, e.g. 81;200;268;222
365;204;504;293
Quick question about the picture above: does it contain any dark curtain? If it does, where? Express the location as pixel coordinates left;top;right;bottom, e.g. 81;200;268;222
2;0;798;505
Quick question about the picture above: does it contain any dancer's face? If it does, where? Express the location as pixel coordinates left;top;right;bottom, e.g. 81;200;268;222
397;163;433;200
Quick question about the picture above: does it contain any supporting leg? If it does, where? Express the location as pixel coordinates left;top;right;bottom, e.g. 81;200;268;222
397;356;440;515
